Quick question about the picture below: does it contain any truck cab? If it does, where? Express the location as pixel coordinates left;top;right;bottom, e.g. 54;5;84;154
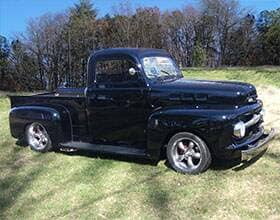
9;48;275;174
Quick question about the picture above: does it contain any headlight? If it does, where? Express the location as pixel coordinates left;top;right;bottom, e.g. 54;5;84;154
233;121;246;138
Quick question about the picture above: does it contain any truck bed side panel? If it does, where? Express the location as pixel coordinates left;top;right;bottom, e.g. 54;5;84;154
10;95;88;142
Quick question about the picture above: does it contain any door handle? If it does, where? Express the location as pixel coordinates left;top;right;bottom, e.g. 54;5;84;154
96;95;113;101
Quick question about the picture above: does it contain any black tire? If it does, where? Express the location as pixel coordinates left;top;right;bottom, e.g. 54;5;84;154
167;132;211;174
25;122;53;153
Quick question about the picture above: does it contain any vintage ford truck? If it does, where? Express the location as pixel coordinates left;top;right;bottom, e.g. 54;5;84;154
9;48;275;174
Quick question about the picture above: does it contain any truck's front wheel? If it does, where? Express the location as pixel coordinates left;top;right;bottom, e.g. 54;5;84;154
26;122;53;153
167;132;211;174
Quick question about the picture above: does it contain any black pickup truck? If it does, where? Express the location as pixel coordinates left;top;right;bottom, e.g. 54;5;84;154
9;48;275;174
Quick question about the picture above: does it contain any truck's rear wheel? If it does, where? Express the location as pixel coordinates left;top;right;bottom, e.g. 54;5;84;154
26;122;53;152
167;132;211;174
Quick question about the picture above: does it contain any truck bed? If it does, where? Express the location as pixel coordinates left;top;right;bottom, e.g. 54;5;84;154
9;87;88;141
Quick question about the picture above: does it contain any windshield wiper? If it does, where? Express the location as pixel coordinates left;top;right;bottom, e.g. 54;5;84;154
160;70;172;77
149;70;175;83
160;70;177;81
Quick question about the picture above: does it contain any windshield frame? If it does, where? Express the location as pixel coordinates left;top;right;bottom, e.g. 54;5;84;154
140;55;183;83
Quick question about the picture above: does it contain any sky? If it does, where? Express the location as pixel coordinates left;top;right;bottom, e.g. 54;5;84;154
0;0;279;39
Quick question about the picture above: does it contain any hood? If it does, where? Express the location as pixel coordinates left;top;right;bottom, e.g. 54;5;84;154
149;78;257;108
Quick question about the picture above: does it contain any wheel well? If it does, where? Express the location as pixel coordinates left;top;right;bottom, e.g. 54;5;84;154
161;129;212;158
23;123;32;141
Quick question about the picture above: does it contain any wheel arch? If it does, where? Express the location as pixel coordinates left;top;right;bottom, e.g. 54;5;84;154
161;128;213;159
164;128;211;149
9;105;72;145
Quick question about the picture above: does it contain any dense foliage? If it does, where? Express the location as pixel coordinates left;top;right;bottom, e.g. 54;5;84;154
0;0;279;91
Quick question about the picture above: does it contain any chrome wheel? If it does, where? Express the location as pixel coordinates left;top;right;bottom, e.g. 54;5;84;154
172;138;201;171
167;132;211;174
26;123;51;151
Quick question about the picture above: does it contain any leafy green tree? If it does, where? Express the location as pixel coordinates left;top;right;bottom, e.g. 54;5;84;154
67;0;98;87
256;8;280;65
263;24;280;64
192;43;207;66
0;35;10;90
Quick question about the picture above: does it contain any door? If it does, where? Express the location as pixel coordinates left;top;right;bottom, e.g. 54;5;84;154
86;56;147;148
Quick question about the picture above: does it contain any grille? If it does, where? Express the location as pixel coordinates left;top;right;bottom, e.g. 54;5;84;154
233;109;264;143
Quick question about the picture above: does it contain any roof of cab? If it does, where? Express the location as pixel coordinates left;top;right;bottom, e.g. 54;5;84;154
91;48;170;59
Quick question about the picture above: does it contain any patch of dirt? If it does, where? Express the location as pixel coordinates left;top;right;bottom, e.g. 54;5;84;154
257;85;280;159
258;85;280;131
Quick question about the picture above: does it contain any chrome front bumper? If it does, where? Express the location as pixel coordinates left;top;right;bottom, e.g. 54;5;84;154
241;128;276;161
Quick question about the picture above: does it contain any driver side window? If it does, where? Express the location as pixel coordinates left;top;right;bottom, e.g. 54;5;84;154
95;58;139;87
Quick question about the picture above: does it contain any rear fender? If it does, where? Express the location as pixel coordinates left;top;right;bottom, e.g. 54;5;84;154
9;106;72;144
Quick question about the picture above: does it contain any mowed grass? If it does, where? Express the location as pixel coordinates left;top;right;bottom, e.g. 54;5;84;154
183;66;280;87
0;67;280;219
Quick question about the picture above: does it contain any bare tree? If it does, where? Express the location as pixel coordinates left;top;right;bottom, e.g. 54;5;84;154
162;6;199;67
198;0;241;66
1;0;278;92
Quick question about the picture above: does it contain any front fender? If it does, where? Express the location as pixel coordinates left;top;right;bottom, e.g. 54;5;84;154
146;107;232;160
9;105;72;144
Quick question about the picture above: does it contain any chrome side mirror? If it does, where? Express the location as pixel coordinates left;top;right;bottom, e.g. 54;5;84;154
58;81;69;88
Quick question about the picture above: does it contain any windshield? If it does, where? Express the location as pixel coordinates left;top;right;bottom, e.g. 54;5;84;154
142;56;183;81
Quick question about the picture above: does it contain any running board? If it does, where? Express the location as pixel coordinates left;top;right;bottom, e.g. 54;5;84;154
60;141;147;158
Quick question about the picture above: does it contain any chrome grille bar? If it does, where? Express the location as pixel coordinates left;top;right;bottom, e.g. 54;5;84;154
244;114;261;128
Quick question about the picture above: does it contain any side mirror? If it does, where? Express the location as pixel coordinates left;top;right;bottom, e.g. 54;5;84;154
129;67;138;76
58;81;69;88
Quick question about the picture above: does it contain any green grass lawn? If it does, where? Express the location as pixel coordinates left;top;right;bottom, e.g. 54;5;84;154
1;67;280;219
183;66;280;87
